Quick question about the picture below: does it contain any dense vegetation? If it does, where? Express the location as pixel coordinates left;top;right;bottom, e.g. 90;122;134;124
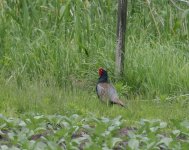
0;114;189;149
0;0;189;149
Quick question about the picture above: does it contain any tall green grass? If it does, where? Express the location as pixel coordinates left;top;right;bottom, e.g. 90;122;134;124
0;3;189;149
0;0;189;100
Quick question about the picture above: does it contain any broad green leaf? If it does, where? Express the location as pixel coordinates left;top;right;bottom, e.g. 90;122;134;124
8;132;15;140
34;141;47;149
82;124;91;130
0;145;9;150
150;126;159;132
127;131;136;138
108;125;118;131
102;130;110;136
128;139;139;149
47;141;58;149
18;120;26;127
61;121;70;128
112;116;122;126
101;117;110;123
111;137;122;147
34;115;44;120
0;123;7;129
172;130;180;136
0;114;6;119
157;137;173;147
0;130;5;135
147;142;156;149
159;122;167;128
57;137;65;145
181;120;189;129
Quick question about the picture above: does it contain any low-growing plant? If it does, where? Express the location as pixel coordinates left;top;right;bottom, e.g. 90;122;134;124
0;114;189;149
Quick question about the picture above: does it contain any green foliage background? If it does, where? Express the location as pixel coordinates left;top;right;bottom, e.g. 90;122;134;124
0;0;189;99
0;1;189;149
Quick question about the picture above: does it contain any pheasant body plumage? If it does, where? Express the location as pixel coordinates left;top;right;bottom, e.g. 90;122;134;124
96;68;125;107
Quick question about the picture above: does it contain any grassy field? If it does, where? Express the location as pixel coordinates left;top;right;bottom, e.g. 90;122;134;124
0;78;189;121
0;0;189;149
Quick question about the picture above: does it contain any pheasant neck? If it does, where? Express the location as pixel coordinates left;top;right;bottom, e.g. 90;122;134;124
98;74;108;83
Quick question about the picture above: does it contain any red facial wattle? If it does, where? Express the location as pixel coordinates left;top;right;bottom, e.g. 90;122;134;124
98;68;103;76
